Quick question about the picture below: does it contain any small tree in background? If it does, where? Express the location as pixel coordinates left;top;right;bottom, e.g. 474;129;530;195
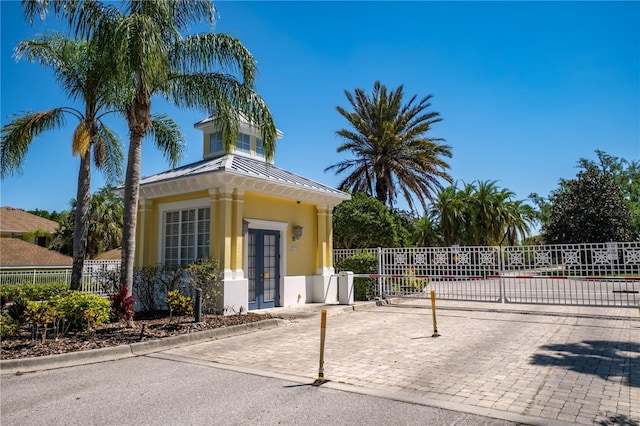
577;150;640;241
335;251;378;301
333;192;412;249
544;167;630;243
50;185;123;258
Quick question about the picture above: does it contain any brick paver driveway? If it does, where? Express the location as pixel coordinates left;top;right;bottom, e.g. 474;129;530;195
158;300;639;425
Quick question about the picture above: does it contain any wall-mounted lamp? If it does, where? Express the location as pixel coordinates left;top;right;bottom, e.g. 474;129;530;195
292;225;303;241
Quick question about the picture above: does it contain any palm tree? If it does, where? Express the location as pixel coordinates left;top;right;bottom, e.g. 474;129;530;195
325;81;453;212
433;184;468;245
433;180;534;246
25;0;278;294
49;185;124;259
500;200;535;246
1;33;123;290
87;185;124;258
412;211;443;247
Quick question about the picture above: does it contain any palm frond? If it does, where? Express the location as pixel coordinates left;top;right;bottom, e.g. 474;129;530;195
1;109;70;177
147;114;185;168
164;72;277;160
94;123;124;183
169;0;216;32
170;33;257;86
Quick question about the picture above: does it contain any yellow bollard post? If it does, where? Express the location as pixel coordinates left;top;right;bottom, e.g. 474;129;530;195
430;290;440;337
314;309;328;385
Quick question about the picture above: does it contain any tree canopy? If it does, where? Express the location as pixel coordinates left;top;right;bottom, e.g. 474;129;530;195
432;180;534;246
51;185;124;259
332;192;412;249
544;166;631;244
326;81;453;212
1;32;124;290
24;0;278;293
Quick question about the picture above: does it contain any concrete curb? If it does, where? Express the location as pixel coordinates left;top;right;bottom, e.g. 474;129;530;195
0;318;283;376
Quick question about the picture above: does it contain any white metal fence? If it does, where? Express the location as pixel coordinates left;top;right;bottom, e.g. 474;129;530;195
0;260;121;295
334;242;640;307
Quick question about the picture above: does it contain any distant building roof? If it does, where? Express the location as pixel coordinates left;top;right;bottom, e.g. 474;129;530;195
0;206;60;235
0;238;72;267
94;247;121;260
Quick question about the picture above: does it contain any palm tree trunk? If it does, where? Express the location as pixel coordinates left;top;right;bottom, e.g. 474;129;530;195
71;150;91;291
120;137;142;296
120;92;152;296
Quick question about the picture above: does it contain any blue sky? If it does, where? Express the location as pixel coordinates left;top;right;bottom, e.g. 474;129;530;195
1;1;639;219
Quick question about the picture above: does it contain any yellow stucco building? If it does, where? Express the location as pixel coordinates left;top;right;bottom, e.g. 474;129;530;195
131;116;350;312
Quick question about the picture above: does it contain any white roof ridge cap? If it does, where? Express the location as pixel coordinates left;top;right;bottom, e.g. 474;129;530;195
224;154;234;169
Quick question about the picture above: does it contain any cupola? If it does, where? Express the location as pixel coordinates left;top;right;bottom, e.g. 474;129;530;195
194;115;283;163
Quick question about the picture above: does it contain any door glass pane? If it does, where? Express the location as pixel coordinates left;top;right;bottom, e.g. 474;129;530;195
263;234;276;301
248;232;256;303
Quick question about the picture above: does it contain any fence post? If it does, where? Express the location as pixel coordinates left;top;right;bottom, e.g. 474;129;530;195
499;245;506;303
377;247;383;299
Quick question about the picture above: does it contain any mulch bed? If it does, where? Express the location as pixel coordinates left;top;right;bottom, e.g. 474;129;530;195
1;311;276;361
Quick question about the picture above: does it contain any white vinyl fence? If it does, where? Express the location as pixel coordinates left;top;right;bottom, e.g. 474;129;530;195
0;260;121;296
335;242;640;307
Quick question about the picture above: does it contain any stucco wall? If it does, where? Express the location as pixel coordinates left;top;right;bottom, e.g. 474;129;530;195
137;190;322;277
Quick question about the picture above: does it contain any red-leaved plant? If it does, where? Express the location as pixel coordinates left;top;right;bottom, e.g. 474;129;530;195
110;285;135;325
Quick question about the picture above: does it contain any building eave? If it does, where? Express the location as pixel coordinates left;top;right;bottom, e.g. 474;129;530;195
122;155;350;208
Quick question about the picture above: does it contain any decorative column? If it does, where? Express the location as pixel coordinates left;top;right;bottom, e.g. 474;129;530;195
316;206;330;275
232;189;245;279
212;187;234;280
135;199;153;267
327;206;334;271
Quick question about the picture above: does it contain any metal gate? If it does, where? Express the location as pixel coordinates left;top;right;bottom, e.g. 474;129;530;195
335;242;640;307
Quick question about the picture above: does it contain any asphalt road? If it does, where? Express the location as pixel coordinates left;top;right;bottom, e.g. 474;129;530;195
1;355;518;426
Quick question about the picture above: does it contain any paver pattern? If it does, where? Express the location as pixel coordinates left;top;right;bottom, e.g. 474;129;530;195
163;300;639;425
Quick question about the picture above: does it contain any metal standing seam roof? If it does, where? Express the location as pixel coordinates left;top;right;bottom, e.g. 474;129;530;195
136;154;349;198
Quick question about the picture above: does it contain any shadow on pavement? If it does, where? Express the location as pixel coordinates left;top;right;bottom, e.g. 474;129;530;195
530;340;640;388
596;413;639;426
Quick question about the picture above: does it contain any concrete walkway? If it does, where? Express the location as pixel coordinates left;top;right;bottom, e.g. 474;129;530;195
156;300;639;426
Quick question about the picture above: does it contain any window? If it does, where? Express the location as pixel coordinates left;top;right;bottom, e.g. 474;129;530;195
164;207;210;266
236;132;251;153
209;132;223;154
255;137;264;157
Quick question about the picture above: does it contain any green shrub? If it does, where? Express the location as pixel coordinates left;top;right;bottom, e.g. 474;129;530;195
187;257;222;314
49;291;110;332
133;264;187;312
133;265;161;312
0;314;20;338
0;282;70;306
24;300;58;341
335;251;378;301
5;296;29;324
166;290;193;319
